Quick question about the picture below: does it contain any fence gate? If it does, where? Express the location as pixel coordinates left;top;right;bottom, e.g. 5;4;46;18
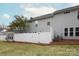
6;32;14;42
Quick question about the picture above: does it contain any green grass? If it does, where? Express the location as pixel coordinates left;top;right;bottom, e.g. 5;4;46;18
0;41;79;56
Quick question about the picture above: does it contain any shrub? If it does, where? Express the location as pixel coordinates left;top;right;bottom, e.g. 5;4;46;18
53;35;63;42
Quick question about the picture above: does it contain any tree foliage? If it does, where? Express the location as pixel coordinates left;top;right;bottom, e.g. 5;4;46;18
9;15;29;33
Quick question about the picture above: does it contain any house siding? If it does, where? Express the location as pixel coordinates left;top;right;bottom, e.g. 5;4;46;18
27;8;79;39
52;10;79;39
28;18;52;33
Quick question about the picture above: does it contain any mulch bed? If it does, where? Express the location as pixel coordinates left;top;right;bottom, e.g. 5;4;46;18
3;39;79;45
51;39;79;45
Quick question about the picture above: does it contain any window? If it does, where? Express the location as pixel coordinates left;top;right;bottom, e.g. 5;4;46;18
75;27;79;36
64;28;68;36
47;22;50;26
35;24;38;27
70;28;73;36
77;11;79;19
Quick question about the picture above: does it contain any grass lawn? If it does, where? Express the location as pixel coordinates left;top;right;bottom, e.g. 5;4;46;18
0;41;79;56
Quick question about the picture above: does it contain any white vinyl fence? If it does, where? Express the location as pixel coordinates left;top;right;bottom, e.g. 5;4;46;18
0;27;54;44
0;35;6;41
14;32;54;44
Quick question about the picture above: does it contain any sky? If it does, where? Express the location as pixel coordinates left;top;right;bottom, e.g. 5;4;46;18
0;3;79;26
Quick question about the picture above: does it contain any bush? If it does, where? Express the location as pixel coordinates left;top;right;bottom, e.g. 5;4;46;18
53;35;63;42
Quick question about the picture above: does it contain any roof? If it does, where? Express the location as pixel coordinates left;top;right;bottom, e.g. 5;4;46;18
29;5;79;22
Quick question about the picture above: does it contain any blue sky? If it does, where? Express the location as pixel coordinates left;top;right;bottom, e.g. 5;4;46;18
0;3;78;26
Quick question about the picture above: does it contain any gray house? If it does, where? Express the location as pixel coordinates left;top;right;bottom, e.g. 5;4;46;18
26;5;79;40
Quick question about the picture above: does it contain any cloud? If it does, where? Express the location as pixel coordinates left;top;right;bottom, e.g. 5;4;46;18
20;3;33;8
20;4;56;18
3;14;11;19
24;7;56;18
70;3;79;6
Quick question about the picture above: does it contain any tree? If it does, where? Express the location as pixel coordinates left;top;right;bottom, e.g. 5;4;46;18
9;15;29;33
